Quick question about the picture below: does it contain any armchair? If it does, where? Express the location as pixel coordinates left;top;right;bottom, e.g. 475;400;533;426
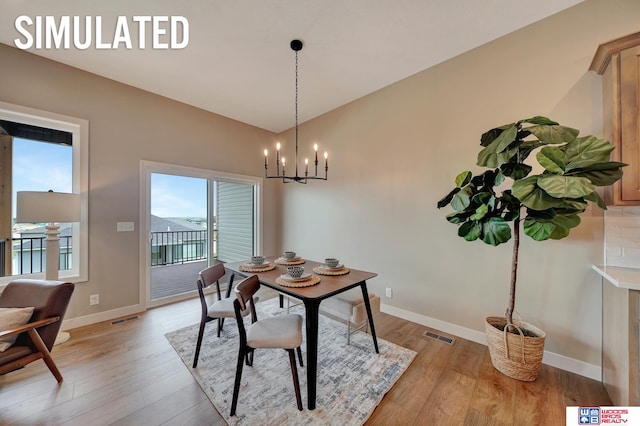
0;279;74;383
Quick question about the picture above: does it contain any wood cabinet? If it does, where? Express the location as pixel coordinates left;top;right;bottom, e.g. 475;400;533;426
591;32;640;205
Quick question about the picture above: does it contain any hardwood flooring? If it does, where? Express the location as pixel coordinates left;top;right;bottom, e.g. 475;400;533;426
0;294;611;425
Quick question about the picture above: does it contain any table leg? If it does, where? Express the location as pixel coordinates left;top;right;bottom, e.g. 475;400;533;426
304;300;320;410
360;282;379;353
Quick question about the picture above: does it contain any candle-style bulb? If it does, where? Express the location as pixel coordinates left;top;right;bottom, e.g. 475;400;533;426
324;152;328;159
264;149;268;157
314;143;318;151
277;142;281;150
282;157;285;166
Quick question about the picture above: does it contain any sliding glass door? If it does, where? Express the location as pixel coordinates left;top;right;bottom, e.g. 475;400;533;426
142;162;261;306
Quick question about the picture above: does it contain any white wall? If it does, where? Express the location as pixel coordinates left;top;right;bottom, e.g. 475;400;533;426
278;0;640;374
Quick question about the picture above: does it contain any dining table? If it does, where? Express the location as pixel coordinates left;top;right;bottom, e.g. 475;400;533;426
224;256;379;410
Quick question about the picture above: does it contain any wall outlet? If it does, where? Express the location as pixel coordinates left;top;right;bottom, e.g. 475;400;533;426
385;288;393;298
89;294;100;305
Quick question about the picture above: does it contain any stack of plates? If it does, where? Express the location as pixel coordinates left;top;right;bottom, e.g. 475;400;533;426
280;272;312;283
319;263;344;271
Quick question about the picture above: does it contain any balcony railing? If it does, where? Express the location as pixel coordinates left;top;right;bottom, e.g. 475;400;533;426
2;230;213;277
5;236;73;277
151;230;213;267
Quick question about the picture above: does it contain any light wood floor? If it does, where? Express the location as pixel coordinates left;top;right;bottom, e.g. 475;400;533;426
0;294;611;425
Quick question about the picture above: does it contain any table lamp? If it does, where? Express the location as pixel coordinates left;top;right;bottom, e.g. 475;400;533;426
16;190;81;344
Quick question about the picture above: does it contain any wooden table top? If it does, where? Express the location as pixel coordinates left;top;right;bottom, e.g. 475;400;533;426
224;256;377;301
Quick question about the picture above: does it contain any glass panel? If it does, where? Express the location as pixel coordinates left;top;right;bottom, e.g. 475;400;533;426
150;173;208;300
11;136;72;276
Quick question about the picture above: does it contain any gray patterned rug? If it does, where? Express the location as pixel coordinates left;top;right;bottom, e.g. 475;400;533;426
165;297;416;425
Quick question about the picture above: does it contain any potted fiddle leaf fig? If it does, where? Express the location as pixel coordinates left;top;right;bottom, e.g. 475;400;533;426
437;116;625;381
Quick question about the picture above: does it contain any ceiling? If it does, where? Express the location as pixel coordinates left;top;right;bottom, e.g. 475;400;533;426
0;0;584;133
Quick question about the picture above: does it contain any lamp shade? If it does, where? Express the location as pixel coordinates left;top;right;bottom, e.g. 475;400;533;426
16;191;81;223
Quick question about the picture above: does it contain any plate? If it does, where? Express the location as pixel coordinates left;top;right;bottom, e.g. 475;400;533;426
278;257;302;262
320;264;344;270
243;262;271;268
280;272;312;282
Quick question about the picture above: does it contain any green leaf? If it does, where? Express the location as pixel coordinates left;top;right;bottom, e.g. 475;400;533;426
537;146;566;174
450;186;473;211
459;221;481;241
455;171;472;187
524;219;556;241
519;116;559;126
481;217;512;246
563;135;615;170
584;191;607;210
549;213;581;240
470;204;489;221
471;192;493;208
519;140;547;160
527;125;579;144
501;162;532;180
446;210;473;224
437;187;460;208
537;175;595;199
477;125;518;167
512;176;560;210
566;164;625;186
480;123;514;147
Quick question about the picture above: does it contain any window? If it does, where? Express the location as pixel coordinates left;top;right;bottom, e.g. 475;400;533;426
0;101;88;284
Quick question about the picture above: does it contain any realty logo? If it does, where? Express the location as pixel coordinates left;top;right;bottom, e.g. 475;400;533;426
579;407;601;425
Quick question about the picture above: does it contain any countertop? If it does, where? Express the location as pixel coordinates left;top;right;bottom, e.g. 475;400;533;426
593;264;640;291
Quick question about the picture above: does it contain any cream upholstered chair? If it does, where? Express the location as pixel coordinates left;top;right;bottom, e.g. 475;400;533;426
230;275;304;416
192;261;255;368
320;288;381;344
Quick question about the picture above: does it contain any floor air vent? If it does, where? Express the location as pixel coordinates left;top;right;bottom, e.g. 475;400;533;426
423;331;455;345
111;316;140;325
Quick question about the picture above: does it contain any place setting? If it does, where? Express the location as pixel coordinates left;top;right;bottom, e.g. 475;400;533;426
274;251;306;265
313;257;350;276
239;255;276;272
275;265;321;288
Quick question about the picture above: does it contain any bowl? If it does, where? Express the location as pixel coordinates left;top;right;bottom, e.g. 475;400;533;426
324;258;340;268
283;251;297;259
251;255;265;265
287;266;304;278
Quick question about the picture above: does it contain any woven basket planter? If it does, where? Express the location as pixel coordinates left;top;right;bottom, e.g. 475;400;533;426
485;316;546;382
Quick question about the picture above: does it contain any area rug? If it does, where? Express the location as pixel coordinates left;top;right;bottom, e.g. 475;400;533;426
165;297;416;425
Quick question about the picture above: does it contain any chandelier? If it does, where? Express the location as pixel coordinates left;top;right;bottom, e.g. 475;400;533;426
264;39;328;183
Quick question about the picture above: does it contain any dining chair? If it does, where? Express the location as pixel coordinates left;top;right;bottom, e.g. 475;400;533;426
192;261;255;368
230;275;304;416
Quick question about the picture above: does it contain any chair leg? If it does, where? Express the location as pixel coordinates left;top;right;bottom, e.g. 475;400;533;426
231;348;246;416
192;320;207;368
27;329;63;383
296;346;304;367
245;348;254;366
217;318;223;337
347;321;352;345
287;349;303;411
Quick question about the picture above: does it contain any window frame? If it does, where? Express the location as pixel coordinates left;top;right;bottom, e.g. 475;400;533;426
0;101;89;285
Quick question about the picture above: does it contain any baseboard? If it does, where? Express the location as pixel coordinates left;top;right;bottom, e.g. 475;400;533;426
61;303;145;331
380;303;601;381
